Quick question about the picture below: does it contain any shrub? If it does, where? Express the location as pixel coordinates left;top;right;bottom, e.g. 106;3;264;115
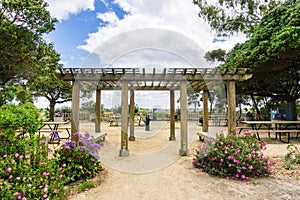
54;132;104;182
0;137;70;199
192;131;273;181
284;144;300;169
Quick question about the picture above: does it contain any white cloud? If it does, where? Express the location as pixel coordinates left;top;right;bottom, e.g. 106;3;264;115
45;0;95;21
78;0;247;67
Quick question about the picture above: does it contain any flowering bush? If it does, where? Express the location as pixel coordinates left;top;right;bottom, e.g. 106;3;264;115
284;144;300;169
192;131;273;181
0;137;70;199
54;132;104;182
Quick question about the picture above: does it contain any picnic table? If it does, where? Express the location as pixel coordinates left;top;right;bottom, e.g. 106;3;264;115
38;121;71;144
240;120;300;143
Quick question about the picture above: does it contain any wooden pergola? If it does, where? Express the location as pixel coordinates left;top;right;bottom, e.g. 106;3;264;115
56;67;252;156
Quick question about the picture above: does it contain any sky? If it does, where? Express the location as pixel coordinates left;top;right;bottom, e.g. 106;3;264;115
36;0;247;109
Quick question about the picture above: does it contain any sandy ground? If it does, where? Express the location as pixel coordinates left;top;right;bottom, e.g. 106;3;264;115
66;121;300;200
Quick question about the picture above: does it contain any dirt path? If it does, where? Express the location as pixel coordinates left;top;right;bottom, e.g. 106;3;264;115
68;121;300;200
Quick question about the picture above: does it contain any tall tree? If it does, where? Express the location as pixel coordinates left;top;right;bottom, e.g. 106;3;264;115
222;0;300;120
193;0;281;35
29;44;72;121
0;0;57;86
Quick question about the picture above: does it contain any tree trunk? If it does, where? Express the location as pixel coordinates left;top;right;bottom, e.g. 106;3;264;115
251;95;262;120
288;98;298;121
49;100;56;121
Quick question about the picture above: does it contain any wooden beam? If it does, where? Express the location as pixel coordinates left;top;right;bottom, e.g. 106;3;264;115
169;90;176;141
119;80;129;157
129;90;135;141
227;81;236;135
71;81;80;134
179;81;188;156
203;90;209;132
95;89;101;132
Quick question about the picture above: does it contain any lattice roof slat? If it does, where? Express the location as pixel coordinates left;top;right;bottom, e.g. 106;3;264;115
57;67;252;91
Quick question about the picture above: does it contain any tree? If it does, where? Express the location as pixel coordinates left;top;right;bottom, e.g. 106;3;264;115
29;44;72;121
222;0;300;120
0;0;57;86
204;48;226;63
193;0;282;35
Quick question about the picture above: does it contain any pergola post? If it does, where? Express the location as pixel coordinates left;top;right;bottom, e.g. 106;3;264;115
169;90;176;141
129;90;135;141
71;80;80;134
203;90;209;132
119;80;129;157
179;81;188;156
95;89;101;133
227;81;236;135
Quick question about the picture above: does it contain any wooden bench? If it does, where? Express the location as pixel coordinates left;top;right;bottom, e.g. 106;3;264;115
248;129;299;143
197;132;217;142
92;132;107;143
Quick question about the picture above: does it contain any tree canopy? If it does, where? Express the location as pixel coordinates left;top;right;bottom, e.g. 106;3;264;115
193;0;282;35
0;0;57;86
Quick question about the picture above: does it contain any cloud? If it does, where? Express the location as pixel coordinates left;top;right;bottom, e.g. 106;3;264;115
78;0;247;67
45;0;95;21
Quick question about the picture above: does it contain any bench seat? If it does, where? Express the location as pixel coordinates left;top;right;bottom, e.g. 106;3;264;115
92;132;107;143
197;132;217;142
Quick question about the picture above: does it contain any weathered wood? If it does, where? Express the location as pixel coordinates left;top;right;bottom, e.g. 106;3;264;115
197;132;217;141
179;81;188;156
120;80;129;157
71;81;80;134
93;132;107;143
169;90;176;141
95;89;101;132
203;90;209;132
227;81;236;135
129;90;135;141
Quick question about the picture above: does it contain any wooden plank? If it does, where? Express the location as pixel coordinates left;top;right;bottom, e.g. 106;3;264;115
92;132;107;143
203;90;209;132
227;81;236;135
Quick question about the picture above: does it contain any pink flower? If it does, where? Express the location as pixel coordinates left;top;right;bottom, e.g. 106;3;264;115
62;164;66;167
3;154;7;158
244;131;251;136
235;150;240;155
251;150;256;154
16;177;21;181
236;174;239;178
29;177;32;182
228;155;232;160
228;164;232;167
213;148;218;151
211;157;216;161
241;174;246;180
6;168;12;173
248;155;252;160
212;167;216;171
58;174;63;178
248;165;253;170
8;175;13;179
53;189;58;194
42;172;49;176
15;153;20;158
220;158;224;163
245;177;250;181
237;169;241;173
224;150;228;154
233;158;240;164
19;154;24;159
22;177;26;181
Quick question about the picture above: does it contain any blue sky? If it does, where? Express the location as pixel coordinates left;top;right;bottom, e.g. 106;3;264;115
39;0;246;109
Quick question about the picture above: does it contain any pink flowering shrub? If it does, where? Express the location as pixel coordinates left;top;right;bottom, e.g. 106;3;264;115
192;131;273;181
0;137;69;199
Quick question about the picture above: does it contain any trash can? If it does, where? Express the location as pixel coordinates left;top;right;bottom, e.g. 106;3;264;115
145;114;151;131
